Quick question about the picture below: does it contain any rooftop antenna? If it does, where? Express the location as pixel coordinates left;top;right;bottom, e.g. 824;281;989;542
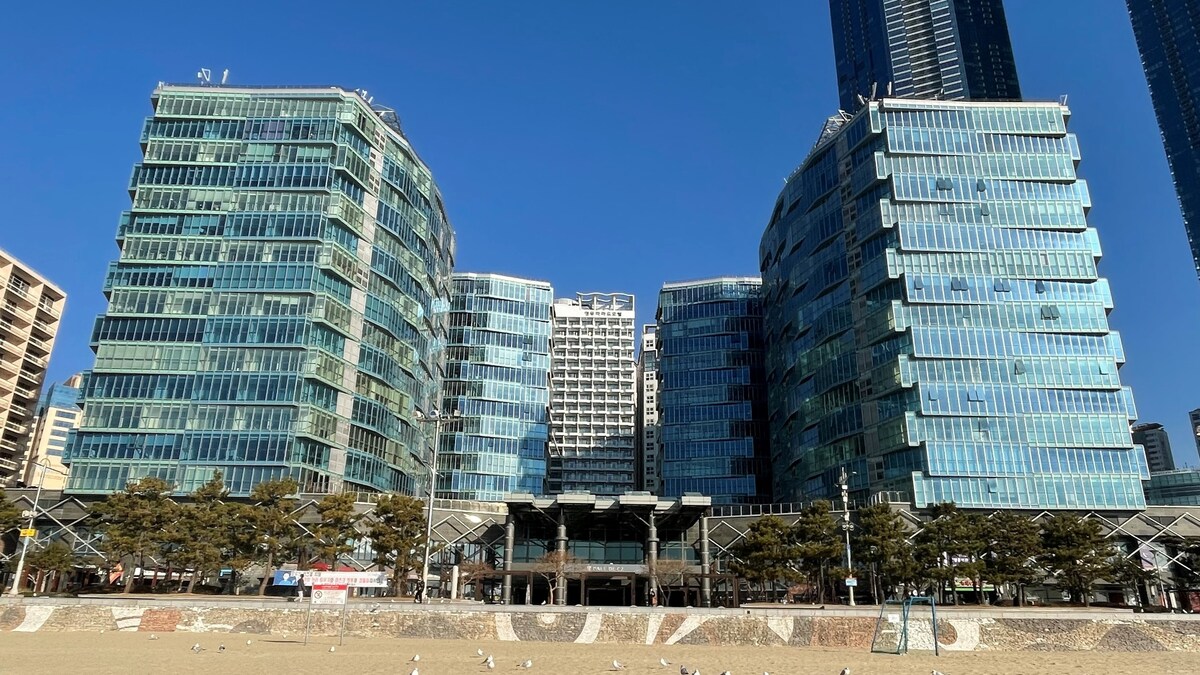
1059;93;1069;106
856;94;867;106
886;81;893;96
221;69;229;85
196;68;212;85
869;81;878;100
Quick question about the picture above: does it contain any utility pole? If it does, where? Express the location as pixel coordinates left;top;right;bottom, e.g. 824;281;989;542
839;466;856;607
8;461;66;596
414;409;459;603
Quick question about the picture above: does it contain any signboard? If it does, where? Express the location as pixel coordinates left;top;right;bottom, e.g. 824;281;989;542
584;564;648;575
19;528;36;538
310;584;348;606
844;577;858;587
305;571;389;588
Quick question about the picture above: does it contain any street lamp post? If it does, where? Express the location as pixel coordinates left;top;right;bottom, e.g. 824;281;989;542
839;466;856;607
8;460;68;597
414;409;459;603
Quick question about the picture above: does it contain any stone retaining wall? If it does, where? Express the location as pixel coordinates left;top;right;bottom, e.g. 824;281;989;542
2;600;1198;652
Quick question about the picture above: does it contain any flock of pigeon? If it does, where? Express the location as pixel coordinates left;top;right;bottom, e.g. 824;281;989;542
159;635;949;674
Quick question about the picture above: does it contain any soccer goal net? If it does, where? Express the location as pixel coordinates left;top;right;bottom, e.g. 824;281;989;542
869;596;940;655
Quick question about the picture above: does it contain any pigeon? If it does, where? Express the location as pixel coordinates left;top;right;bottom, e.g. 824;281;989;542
720;672;731;675
329;647;336;653
660;658;671;667
840;669;850;675
481;655;495;665
218;644;226;653
149;634;158;641
370;603;381;613
191;643;203;653
519;659;533;669
680;667;689;675
612;660;626;671
246;640;253;646
410;670;419;675
932;671;947;675
486;663;495;671
410;655;421;663
478;649;486;656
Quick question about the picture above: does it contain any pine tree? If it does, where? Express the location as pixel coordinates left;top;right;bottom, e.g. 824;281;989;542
983;511;1042;606
0;487;20;535
729;515;801;600
366;494;426;596
1039;513;1113;607
793;501;843;604
855;502;918;602
246;477;300;596
314;492;360;568
90;476;179;593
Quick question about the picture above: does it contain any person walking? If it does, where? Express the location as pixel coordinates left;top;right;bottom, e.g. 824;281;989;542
296;574;306;602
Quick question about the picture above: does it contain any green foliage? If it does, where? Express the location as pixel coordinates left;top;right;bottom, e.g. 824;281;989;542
855;502;919;600
313;492;360;567
0;487;20;534
90;476;180;593
27;541;76;578
984;511;1043;604
913;503;987;604
246;477;300;595
170;471;242;592
793;501;844;603
366;494;426;596
1038;513;1114;607
729;515;801;587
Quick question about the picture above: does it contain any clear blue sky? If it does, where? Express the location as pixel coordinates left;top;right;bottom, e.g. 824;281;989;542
2;1;1198;466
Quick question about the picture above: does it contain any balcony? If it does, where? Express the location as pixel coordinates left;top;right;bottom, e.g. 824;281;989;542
13;384;36;399
25;335;49;354
36;300;61;319
4;419;26;435
4;282;32;302
2;300;33;324
31;319;54;337
23;352;47;369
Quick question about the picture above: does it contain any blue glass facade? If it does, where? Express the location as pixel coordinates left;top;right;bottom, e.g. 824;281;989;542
441;273;552;500
656;278;770;504
65;85;455;497
760;99;1148;510
1127;0;1200;282
830;0;1022;113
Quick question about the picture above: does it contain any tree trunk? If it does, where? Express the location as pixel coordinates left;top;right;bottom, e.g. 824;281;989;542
258;552;273;596
123;568;135;594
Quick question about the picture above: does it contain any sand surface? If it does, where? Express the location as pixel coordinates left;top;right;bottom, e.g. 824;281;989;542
1;631;1197;674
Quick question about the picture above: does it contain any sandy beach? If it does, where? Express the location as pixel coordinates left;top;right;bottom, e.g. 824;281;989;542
0;631;1196;675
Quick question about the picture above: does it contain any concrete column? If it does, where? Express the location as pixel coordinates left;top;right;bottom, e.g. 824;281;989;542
502;512;515;604
699;512;712;608
646;510;659;605
555;509;568;606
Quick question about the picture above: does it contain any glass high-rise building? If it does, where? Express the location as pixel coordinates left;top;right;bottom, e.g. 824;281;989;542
548;293;636;494
65;84;455;497
1127;0;1200;281
657;278;770;504
1131;422;1175;473
20;374;83;490
441;273;552;500
830;0;1022;113
760;98;1147;509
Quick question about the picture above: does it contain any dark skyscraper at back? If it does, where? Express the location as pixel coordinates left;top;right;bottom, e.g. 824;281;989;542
1127;0;1200;282
830;0;1022;112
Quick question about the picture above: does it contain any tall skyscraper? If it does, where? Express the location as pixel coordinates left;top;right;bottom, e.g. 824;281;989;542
1190;408;1200;460
830;0;1022;113
1132;422;1176;473
65;84;455;497
441;273;552;500
1;248;65;484
548;292;636;494
636;324;661;493
1127;0;1200;281
656;278;770;504
760;98;1147;509
20;374;83;490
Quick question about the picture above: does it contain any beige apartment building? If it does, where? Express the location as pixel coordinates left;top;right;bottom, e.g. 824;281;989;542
0;248;65;483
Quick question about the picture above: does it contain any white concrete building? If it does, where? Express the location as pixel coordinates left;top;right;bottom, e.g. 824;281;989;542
636;324;661;493
548;292;636;494
1;248;65;484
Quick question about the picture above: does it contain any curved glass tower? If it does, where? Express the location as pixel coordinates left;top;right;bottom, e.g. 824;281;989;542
761;99;1147;509
441;273;552;499
657;278;770;504
66;84;455;497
